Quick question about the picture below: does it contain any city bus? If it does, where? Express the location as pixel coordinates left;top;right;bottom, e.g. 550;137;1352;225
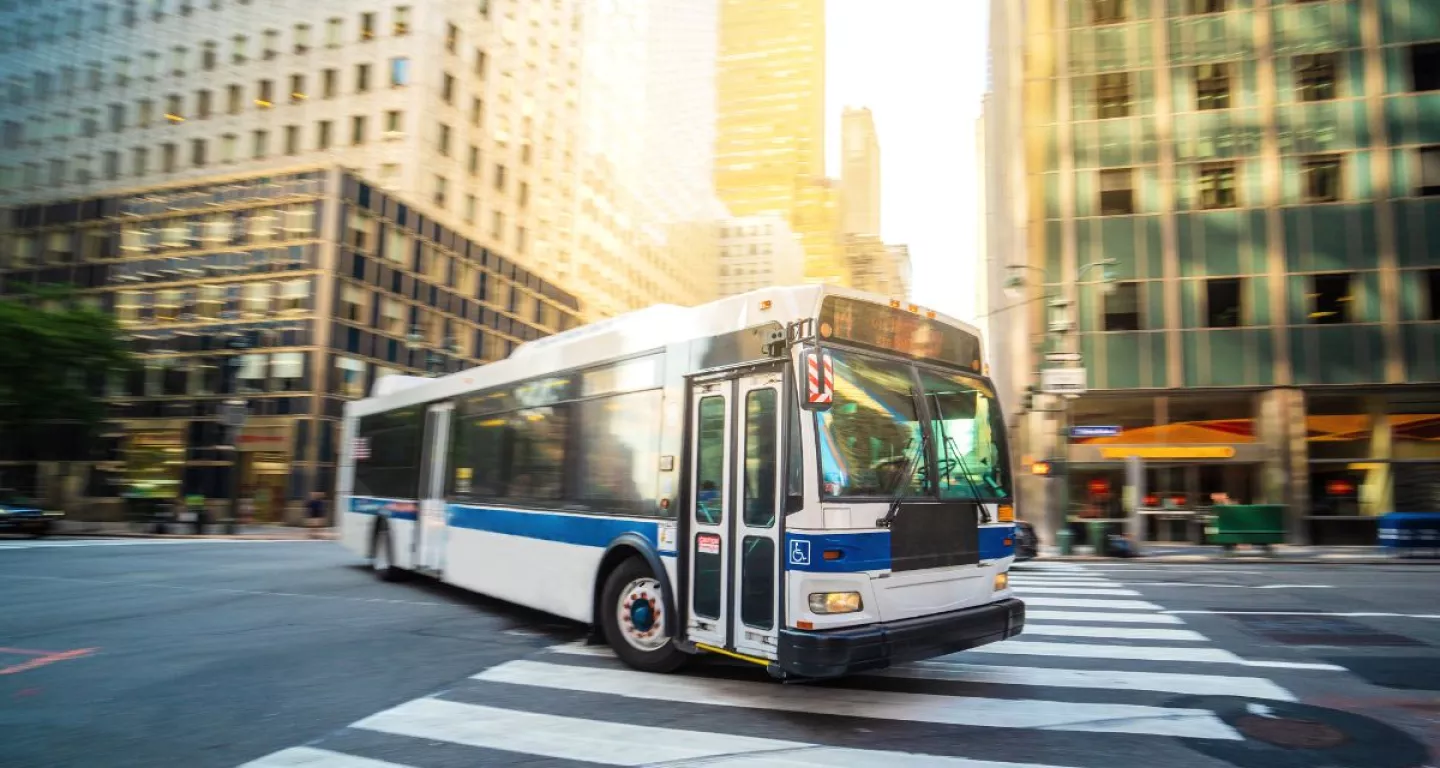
336;286;1024;679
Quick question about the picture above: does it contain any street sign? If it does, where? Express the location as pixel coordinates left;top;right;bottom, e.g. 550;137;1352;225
1040;367;1086;395
219;399;249;429
1071;425;1121;438
1045;352;1083;363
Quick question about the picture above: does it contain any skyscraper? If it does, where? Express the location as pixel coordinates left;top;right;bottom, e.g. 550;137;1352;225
840;107;881;236
715;0;845;284
985;0;1440;547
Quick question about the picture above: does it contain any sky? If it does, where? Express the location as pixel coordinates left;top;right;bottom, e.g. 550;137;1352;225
825;0;991;323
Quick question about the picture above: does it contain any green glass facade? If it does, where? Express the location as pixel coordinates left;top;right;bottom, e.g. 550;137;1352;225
1014;0;1440;544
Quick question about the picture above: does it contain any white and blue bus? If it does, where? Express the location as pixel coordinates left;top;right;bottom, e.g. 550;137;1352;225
337;285;1024;679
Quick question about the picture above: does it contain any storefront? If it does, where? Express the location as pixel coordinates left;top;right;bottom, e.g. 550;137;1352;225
235;422;295;523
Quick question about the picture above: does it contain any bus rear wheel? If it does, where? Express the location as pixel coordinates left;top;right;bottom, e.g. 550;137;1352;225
371;524;402;582
601;558;686;674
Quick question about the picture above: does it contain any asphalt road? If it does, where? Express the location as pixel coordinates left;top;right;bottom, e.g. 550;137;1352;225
2;539;1438;768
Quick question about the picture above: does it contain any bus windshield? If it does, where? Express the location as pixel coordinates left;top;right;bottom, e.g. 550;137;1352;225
815;349;1012;502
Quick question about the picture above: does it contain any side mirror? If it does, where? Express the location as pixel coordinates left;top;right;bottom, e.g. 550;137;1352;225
799;347;834;412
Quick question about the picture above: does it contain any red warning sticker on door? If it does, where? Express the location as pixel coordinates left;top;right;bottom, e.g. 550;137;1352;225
696;533;721;555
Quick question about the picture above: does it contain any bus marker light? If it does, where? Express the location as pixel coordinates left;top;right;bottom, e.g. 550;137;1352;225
994;573;1009;591
760;300;772;310
822;549;842;561
809;592;862;614
997;504;1015;522
1003;537;1013;546
796;620;814;630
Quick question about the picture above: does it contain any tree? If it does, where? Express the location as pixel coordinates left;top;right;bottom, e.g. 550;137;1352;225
0;286;134;467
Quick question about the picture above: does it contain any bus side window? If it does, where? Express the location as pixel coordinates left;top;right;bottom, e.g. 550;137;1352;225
785;398;803;514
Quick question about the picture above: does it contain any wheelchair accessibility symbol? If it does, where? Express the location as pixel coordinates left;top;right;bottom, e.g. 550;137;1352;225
788;539;811;566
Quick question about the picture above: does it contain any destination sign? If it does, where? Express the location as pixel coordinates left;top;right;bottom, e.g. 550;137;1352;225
817;297;982;372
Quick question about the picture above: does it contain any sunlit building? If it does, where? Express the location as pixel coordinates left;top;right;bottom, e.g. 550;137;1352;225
715;0;846;284
718;214;803;297
0;166;580;520
840;107;881;237
985;0;1440;546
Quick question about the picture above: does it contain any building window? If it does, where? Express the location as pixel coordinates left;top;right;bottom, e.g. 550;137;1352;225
220;134;236;162
470;97;483;126
326;17;342;47
1096;72;1132;119
278;279;309;313
322;68;338;98
294;23;310;53
442;73;455;103
518;181;529;207
474;48;487;78
390;57;410;86
166;94;185;122
285;124;300;155
1426;269;1440;321
257;79;274;108
138;98;155;127
290;73;306;103
191;138;207;166
478;0;489;18
385;110;403;132
360;11;376;40
1412;43;1440;92
445;21;458;52
437;122;451;155
233;34;247;64
336;356;367;398
253;129;268;159
1195;63;1230;110
1301;154;1342;202
1205;277;1243;327
494;163;506;191
339;284;366;322
465;194;477;223
1295;53;1338;102
227;84;242;114
1309;273;1352;324
1100;168;1134;215
1104;282;1142;331
1418;146;1440;196
103;150;120;180
317;120;333;150
516;226;526;254
161;143;177;173
356;63;371;93
1091;0;1126;25
434;175;447;207
352;115;366;145
196;89;212;118
491;210;504;238
272;352;306;391
394;6;411;36
1198;162;1237;209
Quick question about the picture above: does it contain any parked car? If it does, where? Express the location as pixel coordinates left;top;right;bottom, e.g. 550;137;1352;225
1014;520;1038;561
0;492;62;537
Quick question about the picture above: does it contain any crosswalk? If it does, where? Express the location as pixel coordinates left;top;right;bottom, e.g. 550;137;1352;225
240;563;1344;768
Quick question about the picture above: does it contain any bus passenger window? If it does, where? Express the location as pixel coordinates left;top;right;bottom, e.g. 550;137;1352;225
695;396;725;524
742;389;777;528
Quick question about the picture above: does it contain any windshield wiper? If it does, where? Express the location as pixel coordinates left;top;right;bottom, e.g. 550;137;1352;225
929;393;992;523
875;389;928;529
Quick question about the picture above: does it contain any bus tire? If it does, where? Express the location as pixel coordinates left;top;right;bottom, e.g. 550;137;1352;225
601;558;686;674
370;523;402;582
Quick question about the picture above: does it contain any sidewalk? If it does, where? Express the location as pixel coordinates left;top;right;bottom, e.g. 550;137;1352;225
1035;543;1440;565
51;520;334;540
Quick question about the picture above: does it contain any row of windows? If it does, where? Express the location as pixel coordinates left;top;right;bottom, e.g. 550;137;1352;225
1085;0;1428;26
122;350;310;398
1097;269;1440;331
115;278;312;325
1088;148;1440;215
1085;47;1437;121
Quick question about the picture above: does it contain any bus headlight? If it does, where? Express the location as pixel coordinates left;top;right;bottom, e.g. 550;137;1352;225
808;592;863;614
994;573;1009;591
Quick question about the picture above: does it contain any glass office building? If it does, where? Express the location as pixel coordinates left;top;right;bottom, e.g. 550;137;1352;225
0;166;580;522
987;0;1440;544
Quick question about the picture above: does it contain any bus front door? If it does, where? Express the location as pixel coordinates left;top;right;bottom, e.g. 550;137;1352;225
686;372;784;661
414;402;452;576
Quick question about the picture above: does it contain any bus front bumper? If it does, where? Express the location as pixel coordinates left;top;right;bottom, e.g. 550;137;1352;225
776;598;1025;679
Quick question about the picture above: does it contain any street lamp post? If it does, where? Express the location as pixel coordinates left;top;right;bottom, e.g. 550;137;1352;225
1004;259;1117;550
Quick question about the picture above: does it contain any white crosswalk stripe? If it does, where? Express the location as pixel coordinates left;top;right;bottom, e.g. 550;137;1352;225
239;564;1343;767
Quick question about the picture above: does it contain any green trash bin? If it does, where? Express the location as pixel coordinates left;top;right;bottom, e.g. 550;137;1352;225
1208;505;1286;551
1087;520;1109;557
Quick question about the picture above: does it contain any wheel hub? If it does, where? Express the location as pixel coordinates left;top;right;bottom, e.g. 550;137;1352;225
617;577;667;652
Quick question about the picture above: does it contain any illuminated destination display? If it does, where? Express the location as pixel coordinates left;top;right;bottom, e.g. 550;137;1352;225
817;297;982;372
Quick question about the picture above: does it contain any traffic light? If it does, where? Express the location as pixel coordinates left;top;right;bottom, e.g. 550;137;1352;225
1031;457;1066;478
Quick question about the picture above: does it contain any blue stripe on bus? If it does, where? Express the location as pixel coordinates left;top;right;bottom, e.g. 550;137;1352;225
786;525;1016;572
348;496;419;521
447;504;661;552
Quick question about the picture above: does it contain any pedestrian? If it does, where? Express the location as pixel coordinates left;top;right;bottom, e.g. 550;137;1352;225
306;491;327;538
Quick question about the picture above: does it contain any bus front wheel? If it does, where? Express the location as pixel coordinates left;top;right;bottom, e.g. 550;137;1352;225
600;558;686;674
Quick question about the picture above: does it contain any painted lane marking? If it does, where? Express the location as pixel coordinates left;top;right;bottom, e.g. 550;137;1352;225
239;746;412;767
1024;609;1185;625
0;647;98;675
969;641;1345;671
1063;567;1267;575
1011;586;1141;596
1112;582;1335;590
473;659;1241;740
1007;578;1121;588
880;661;1297;702
4;573;454;608
1166;610;1440;620
1012;597;1164;611
1019;624;1208;642
349;697;1078;768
